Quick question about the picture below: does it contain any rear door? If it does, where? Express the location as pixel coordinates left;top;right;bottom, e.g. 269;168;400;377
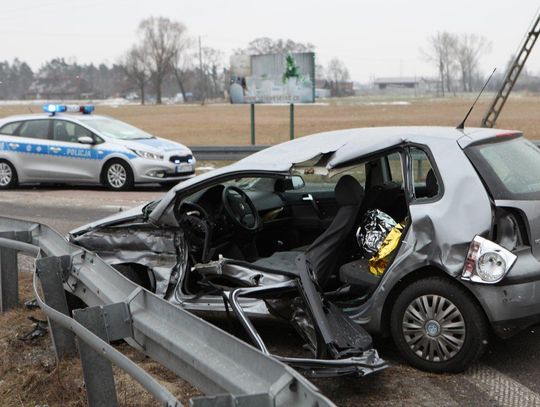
3;119;57;181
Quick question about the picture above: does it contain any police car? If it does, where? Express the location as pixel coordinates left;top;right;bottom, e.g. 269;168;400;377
0;104;196;190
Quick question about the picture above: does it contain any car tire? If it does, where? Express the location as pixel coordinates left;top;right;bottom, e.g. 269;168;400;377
102;159;134;191
390;276;488;373
0;159;18;189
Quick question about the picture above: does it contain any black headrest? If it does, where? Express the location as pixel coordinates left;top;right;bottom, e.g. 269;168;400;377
426;169;438;197
335;175;364;206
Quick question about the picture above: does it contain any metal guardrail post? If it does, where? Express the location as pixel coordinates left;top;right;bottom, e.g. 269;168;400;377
36;256;77;359
74;306;119;407
0;244;18;312
0;230;31;312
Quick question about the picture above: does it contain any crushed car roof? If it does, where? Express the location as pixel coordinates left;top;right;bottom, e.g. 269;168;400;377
177;126;519;180
148;126;519;223
239;126;520;171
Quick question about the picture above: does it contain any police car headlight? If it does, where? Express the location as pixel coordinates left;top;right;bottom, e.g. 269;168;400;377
130;149;163;161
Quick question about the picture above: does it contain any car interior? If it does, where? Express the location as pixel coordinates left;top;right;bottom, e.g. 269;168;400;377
174;147;439;303
53;120;95;143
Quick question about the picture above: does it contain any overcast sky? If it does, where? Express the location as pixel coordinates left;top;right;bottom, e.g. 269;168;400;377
2;0;540;82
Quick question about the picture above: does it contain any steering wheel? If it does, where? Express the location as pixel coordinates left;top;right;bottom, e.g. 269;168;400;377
221;186;261;231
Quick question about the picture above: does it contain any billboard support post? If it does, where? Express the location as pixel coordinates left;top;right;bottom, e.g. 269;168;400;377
250;104;256;145
289;104;295;140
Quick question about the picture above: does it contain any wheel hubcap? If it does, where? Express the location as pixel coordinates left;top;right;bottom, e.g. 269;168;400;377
402;294;466;362
425;320;441;337
107;164;127;188
0;163;12;186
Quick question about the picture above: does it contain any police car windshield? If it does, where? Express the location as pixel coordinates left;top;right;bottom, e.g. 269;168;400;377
82;118;154;140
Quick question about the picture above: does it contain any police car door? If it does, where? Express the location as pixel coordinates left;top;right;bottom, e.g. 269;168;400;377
49;119;100;182
7;119;59;181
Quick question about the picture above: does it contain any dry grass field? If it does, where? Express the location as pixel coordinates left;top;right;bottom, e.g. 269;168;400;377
1;94;540;145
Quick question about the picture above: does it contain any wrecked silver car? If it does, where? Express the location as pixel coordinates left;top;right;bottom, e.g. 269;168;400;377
70;126;540;373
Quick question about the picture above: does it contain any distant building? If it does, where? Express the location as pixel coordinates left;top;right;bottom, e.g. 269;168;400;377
373;77;442;94
374;77;420;90
315;79;355;97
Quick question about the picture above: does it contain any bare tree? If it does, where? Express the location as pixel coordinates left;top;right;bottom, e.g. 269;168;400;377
122;46;149;104
201;47;224;99
235;37;315;55
176;44;223;104
456;34;491;92
172;55;193;103
326;58;350;96
315;62;326;82
422;32;458;96
171;34;194;103
138;17;187;104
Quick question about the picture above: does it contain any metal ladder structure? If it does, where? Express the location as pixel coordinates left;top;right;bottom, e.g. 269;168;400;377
481;10;540;128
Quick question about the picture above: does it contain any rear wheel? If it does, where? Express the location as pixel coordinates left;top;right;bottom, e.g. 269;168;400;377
0;160;18;189
102;159;134;191
390;276;488;373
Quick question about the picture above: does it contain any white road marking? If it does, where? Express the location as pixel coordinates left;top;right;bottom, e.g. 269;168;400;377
465;364;540;406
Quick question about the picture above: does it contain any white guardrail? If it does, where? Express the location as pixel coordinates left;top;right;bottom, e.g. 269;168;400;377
0;216;336;407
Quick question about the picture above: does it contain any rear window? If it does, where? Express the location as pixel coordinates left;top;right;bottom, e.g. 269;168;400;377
0;121;22;135
466;137;540;200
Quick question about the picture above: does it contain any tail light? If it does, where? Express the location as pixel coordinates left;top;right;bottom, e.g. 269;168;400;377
461;236;517;284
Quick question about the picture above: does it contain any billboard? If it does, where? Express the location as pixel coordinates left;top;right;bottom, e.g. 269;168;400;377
229;52;315;104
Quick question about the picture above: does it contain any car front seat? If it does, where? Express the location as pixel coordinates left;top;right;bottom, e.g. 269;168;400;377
304;175;365;285
253;175;365;286
55;126;70;142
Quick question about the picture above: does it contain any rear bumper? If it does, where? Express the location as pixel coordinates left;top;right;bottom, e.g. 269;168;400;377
491;314;540;339
465;249;540;338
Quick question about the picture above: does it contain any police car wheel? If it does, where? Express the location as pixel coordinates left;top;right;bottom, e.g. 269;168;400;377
0;160;17;189
103;160;133;191
390;276;488;373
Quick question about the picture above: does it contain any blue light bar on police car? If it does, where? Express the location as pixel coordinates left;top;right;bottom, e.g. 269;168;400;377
42;104;94;115
43;104;67;114
79;105;94;114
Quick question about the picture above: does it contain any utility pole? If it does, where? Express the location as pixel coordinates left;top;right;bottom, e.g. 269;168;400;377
198;36;206;105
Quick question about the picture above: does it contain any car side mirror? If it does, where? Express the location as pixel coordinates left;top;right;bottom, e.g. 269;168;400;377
275;175;306;192
78;136;94;145
291;175;305;190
